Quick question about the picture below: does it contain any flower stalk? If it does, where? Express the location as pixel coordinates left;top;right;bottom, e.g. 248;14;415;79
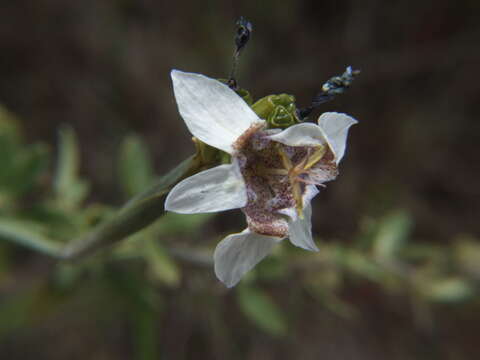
62;144;221;260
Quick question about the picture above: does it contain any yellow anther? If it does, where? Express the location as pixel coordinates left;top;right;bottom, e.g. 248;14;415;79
277;145;293;170
290;175;304;218
275;144;327;219
304;146;327;171
256;165;289;176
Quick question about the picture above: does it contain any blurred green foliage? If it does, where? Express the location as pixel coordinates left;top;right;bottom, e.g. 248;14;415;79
0;104;479;359
0;106;49;206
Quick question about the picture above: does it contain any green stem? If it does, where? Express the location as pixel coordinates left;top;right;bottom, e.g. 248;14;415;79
61;154;206;261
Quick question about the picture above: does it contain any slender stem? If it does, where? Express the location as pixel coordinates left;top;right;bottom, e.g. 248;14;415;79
62;154;204;261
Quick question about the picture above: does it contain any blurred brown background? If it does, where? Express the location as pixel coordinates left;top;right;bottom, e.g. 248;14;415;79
0;0;479;359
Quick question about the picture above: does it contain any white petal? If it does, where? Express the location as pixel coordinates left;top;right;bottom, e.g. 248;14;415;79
317;112;357;164
277;184;319;222
171;70;262;154
214;229;282;288
277;206;297;221
284;185;318;251
303;184;320;205
288;203;318;251
165;163;247;214
267;123;327;147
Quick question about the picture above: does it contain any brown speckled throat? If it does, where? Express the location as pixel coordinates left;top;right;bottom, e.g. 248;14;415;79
233;124;338;237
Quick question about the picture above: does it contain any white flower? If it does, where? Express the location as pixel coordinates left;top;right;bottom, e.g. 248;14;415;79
165;70;357;287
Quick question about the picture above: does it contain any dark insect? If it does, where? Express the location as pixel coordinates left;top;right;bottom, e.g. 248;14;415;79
297;66;360;120
234;16;253;55
228;17;253;90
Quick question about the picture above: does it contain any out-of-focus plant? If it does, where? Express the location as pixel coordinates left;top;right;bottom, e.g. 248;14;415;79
0;16;479;360
0;102;479;359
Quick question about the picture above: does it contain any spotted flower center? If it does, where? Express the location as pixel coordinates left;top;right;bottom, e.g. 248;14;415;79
233;124;338;237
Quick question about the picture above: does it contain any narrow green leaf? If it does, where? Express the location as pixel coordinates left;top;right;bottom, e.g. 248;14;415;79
119;134;155;197
338;248;384;283
237;285;288;336
373;211;413;261
54;126;88;210
0;218;61;257
145;240;181;286
0;108;49;197
423;278;474;304
10;143;50;196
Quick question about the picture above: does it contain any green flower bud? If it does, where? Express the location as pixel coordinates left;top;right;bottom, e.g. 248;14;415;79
251;94;300;129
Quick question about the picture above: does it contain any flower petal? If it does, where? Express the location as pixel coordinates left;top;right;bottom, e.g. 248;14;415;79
267;123;326;147
165;163;247;214
277;184;319;222
317;112;357;164
214;229;282;287
303;183;320;204
171;70;262;154
288;203;318;251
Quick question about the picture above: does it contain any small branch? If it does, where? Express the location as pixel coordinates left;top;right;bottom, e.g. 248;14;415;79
61;154;205;261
